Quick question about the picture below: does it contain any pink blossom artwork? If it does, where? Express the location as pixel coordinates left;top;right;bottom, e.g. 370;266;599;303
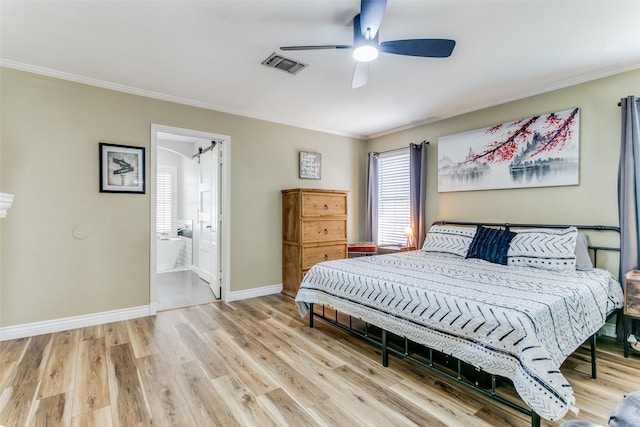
438;108;580;192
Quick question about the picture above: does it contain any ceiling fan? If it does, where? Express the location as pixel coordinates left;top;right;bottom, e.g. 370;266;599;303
280;0;456;88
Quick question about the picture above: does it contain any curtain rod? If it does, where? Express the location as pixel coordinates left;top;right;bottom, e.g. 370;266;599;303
618;98;639;106
377;140;429;155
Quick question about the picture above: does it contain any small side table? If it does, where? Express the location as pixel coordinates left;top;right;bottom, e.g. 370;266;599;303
348;243;377;258
623;270;640;357
377;244;417;255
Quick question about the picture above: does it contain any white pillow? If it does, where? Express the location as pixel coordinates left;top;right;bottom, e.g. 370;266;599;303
422;225;477;257
507;227;578;271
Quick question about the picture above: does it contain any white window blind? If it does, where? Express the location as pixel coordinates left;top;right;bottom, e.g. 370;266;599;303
377;149;410;245
156;166;176;236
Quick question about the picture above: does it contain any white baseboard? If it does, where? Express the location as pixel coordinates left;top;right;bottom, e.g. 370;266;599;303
149;301;160;316
0;283;282;341
0;305;152;341
225;283;283;302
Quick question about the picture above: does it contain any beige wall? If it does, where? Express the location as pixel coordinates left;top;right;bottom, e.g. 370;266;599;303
0;68;362;327
367;69;640;240
2;66;637;328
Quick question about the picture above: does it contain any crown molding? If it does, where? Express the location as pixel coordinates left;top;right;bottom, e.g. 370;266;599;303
0;59;360;139
368;63;640;139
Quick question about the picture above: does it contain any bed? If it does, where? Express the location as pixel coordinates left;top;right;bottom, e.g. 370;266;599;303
295;222;624;426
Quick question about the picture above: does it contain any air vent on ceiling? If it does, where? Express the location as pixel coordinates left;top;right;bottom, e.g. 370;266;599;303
261;52;308;75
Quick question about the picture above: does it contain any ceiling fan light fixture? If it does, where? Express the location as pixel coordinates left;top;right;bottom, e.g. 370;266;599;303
281;0;455;88
353;45;378;62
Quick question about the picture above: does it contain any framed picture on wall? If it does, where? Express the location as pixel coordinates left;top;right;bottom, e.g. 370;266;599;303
99;142;146;193
437;107;580;192
299;151;321;179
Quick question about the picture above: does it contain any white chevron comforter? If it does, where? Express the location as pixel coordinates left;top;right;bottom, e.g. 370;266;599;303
295;250;623;421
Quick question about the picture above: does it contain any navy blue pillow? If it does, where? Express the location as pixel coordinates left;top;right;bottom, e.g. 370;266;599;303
466;226;516;265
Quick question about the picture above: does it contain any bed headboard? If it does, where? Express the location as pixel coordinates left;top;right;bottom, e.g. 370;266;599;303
433;221;621;279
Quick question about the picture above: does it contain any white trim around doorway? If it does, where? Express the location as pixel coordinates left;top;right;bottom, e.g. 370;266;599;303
150;124;231;314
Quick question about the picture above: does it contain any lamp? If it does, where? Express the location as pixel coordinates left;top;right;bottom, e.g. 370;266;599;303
404;226;413;248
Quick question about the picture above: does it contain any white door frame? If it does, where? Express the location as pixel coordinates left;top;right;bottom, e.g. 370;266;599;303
149;124;231;314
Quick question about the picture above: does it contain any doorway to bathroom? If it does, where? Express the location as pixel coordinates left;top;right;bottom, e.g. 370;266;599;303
150;124;231;312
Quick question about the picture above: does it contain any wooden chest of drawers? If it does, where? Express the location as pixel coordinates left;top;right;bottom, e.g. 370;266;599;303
624;270;640;318
282;188;348;297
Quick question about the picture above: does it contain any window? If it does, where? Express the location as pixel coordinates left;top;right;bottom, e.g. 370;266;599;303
377;149;410;245
156;165;177;236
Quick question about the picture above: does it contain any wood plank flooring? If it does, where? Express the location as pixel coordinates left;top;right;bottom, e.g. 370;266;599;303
1;294;639;426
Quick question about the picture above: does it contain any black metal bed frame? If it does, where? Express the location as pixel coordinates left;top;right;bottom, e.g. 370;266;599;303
306;221;621;427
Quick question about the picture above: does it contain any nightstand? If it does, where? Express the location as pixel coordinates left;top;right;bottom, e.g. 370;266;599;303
623;270;640;358
348;243;377;258
377;244;417;255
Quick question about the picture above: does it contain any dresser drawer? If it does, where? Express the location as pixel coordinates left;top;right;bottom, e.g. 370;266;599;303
302;244;346;270
302;220;346;243
302;193;346;217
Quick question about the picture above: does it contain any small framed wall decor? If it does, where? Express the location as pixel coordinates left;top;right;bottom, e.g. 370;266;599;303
99;142;146;193
299;151;321;180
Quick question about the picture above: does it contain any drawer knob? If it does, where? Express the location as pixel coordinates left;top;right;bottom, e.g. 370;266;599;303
324;254;329;260
324;204;329;209
323;228;328;234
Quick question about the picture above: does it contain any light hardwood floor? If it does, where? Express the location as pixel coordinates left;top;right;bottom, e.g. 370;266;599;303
1;294;638;427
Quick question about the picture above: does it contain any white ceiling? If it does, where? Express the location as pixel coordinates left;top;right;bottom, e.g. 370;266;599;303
2;0;639;139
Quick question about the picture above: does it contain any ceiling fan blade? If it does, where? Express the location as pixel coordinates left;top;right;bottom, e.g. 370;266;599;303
359;0;387;38
352;62;369;89
280;45;352;51
380;39;456;57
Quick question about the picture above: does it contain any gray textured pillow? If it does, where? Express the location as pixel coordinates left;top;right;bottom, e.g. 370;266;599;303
422;225;476;257
507;227;578;271
575;232;594;271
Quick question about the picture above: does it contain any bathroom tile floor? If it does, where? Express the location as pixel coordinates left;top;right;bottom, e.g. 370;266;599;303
156;270;217;311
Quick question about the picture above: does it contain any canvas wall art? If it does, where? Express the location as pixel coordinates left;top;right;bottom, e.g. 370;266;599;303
438;107;580;192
